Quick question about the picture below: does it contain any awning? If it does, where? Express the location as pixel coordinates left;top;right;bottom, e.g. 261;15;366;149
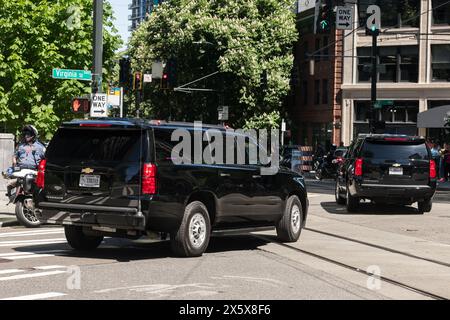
417;105;450;128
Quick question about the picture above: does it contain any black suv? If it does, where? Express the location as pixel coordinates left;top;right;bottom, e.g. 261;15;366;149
35;119;308;257
335;134;437;213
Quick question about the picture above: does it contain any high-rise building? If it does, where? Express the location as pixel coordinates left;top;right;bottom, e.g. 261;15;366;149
128;0;165;32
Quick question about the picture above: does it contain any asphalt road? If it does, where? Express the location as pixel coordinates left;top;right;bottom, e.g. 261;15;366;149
0;180;449;300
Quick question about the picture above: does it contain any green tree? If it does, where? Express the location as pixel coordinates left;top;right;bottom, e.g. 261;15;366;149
129;0;297;129
0;0;121;140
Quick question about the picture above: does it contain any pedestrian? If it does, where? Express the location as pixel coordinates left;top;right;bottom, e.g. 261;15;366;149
430;141;441;178
439;143;450;182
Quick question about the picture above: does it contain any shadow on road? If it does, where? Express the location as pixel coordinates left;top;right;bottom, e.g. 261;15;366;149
320;201;423;216
13;235;270;261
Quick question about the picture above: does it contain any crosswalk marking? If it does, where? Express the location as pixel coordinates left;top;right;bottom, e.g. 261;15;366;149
0;250;66;257
0;239;67;247
6;254;54;260
0;269;23;275
0;228;63;236
0;230;63;238
34;265;66;270
1;292;67;300
0;270;67;281
0;238;66;245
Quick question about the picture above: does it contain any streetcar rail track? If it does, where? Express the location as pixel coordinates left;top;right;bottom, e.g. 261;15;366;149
253;234;447;300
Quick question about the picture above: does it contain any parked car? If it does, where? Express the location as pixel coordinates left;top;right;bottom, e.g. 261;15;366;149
335;134;437;214
35;119;309;257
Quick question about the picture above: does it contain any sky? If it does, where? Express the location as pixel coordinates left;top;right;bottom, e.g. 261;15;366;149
109;0;131;51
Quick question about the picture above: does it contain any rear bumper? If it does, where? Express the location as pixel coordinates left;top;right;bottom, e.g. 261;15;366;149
36;202;146;231
354;183;436;201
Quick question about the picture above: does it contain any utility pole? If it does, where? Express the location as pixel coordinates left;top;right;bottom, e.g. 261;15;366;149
370;27;379;133
92;0;103;94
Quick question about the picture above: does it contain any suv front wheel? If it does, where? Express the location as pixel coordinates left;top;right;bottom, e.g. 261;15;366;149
171;201;211;257
276;195;303;242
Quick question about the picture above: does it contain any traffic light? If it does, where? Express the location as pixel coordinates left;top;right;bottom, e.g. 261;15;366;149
166;58;177;88
133;72;143;91
318;0;334;33
260;70;268;88
119;58;131;87
161;72;169;89
71;97;90;114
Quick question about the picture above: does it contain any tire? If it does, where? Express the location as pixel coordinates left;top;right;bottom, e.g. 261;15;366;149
315;168;322;180
276;195;303;243
15;201;41;228
335;180;346;205
346;185;360;212
170;201;211;257
64;225;103;250
417;199;432;214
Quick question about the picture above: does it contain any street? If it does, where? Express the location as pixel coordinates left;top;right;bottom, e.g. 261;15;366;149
0;179;449;300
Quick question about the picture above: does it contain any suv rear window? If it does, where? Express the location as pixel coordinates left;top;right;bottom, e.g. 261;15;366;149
361;141;429;160
46;128;147;163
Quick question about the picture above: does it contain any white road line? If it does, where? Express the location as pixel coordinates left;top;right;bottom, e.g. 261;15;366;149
0;238;66;245
1;292;67;300
0;269;23;275
0;240;67;247
0;230;63;238
0;270;67;281
34;265;66;270
0;250;66;257
5;254;55;260
0;229;63;236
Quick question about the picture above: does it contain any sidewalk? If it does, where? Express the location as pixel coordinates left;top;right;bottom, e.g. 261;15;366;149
437;180;450;191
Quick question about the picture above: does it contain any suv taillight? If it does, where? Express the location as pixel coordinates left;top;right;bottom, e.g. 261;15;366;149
430;160;436;179
142;163;157;195
355;158;363;177
36;159;47;188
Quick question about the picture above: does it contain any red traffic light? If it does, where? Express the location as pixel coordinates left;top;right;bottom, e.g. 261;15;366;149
71;98;90;114
163;73;168;79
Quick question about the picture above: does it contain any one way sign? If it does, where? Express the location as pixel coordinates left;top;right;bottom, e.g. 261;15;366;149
336;6;354;30
90;93;108;118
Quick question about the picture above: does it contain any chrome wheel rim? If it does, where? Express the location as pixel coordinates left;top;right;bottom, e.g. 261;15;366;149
189;213;207;248
23;206;38;223
335;181;340;199
291;205;301;234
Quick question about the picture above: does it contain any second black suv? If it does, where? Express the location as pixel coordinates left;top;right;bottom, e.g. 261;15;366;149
335;134;437;213
35;119;309;257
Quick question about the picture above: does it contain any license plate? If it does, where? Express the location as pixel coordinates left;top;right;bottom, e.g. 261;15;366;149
389;167;403;175
79;175;101;188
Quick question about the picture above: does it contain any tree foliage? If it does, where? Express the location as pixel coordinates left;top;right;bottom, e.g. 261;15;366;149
129;0;297;129
0;0;121;140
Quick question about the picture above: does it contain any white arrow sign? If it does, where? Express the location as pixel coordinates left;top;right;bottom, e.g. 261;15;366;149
90;93;108;118
336;6;354;30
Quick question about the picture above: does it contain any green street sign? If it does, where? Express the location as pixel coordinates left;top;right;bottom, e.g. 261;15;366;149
52;68;92;81
374;100;394;109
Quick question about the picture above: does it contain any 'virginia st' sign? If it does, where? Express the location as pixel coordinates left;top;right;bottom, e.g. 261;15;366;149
52;68;92;81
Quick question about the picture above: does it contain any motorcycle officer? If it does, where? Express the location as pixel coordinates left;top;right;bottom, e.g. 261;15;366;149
5;125;45;196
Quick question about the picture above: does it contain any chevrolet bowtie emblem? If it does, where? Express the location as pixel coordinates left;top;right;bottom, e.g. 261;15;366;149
392;163;401;168
82;168;94;174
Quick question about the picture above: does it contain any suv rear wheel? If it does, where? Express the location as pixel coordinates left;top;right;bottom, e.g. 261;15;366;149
170;201;211;257
417;199;432;214
64;225;103;250
346;185;360;212
276;195;303;242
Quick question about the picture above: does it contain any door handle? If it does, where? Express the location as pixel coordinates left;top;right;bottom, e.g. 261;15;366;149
220;173;231;177
252;175;262;179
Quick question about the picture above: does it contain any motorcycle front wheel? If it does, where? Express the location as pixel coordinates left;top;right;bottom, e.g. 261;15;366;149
15;201;41;228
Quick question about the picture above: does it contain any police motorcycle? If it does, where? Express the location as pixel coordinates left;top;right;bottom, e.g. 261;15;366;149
3;163;41;228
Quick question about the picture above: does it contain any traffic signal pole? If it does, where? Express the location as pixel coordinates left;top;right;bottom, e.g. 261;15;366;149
370;28;379;133
92;0;103;94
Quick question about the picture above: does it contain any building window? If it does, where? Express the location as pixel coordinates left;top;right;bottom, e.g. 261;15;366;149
428;100;450;109
432;0;450;25
357;46;418;83
358;0;420;28
302;81;308;105
322;80;329;105
431;45;450;82
314;80;320;105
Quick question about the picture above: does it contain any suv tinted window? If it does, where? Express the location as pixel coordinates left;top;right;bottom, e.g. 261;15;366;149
361;141;429;160
47;128;147;163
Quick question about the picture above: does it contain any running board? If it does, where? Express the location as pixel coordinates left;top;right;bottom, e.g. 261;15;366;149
212;226;275;236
